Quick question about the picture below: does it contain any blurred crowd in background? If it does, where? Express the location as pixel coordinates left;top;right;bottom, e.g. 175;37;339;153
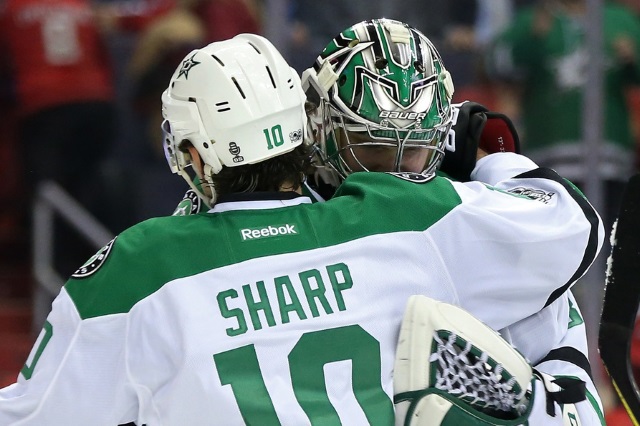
0;0;639;423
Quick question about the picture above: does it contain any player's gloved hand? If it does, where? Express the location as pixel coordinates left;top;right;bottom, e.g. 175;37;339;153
440;101;520;182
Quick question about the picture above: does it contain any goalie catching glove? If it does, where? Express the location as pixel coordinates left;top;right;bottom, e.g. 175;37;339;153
393;296;586;426
440;101;521;182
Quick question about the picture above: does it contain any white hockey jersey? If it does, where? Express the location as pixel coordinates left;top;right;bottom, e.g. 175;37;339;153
475;155;606;424
0;153;604;425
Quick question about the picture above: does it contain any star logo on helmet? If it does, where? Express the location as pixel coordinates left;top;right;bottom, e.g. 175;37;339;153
178;54;201;79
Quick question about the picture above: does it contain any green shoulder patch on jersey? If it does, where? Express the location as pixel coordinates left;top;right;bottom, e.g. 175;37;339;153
66;173;462;320
65;215;219;319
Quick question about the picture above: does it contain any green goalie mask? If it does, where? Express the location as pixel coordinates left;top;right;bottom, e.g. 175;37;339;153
302;18;455;184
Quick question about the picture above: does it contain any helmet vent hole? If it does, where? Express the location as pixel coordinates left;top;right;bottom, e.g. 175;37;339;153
338;75;347;86
288;78;294;89
203;142;210;149
211;55;224;66
231;77;246;99
248;42;261;54
215;101;231;112
375;58;388;69
348;39;359;48
414;61;425;73
265;66;277;88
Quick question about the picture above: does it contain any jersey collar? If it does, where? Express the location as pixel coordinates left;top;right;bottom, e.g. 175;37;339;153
208;191;312;213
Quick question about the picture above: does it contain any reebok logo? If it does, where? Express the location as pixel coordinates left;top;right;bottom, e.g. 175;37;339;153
241;224;298;241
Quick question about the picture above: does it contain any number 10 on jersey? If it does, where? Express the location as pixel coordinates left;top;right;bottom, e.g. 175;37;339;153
213;325;394;424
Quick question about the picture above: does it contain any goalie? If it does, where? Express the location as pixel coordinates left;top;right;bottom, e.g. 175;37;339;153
300;18;606;426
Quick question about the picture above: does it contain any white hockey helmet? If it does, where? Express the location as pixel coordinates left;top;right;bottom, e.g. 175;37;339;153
161;34;307;204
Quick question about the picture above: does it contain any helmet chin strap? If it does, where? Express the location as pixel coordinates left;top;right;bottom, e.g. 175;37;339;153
202;164;217;207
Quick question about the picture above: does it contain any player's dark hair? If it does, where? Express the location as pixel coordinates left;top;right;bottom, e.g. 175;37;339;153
211;144;314;195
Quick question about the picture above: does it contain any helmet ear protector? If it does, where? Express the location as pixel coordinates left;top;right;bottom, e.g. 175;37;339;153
161;33;308;205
